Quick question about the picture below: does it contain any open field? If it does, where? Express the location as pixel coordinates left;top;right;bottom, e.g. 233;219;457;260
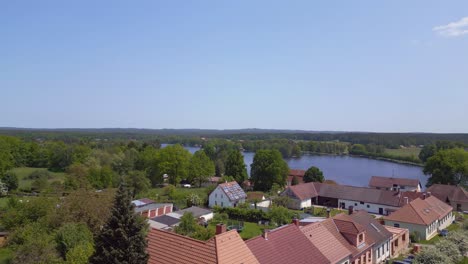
7;167;67;191
385;147;421;158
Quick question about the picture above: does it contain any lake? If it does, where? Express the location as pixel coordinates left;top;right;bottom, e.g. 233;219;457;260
163;144;428;188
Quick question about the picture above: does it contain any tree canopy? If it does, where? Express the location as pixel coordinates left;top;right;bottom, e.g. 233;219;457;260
188;150;215;187
250;149;289;192
303;166;325;183
224;149;248;184
424;148;468;186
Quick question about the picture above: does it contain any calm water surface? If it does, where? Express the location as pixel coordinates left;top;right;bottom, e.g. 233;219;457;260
162;144;427;188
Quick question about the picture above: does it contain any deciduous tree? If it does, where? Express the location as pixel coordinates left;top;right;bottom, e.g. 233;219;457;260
225;149;248;184
303;166;325;183
189;150;215;187
250;150;289;192
424;148;468;186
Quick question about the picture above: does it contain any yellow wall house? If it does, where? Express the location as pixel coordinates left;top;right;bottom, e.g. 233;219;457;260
383;196;454;241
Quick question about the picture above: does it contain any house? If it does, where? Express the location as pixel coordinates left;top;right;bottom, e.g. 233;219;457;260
302;214;374;264
369;176;421;192
132;198;173;218
282;182;427;215
300;219;353;264
247;192;271;209
383;196;454;240
202;176;221;187
346;210;393;264
286;169;306;186
208;181;247;208
147;224;259;264
246;222;330;264
384;226;409;258
426;184;468;211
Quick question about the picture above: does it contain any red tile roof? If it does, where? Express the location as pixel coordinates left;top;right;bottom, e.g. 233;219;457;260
427;184;468;203
384;196;453;226
347;211;393;245
246;192;265;201
333;214;366;235
246;224;330;264
282;182;318;201
289;169;306;177
147;228;259;264
369;176;420;189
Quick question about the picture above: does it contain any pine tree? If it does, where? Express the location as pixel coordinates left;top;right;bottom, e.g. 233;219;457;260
89;183;148;264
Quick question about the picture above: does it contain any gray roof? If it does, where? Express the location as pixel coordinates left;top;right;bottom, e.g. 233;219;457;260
174;206;212;218
150;214;180;226
218;181;247;201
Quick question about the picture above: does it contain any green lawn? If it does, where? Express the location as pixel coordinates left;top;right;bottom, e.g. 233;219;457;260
303;206;347;217
0;198;8;209
208;220;272;240
0;247;12;264
385;147;421;157
7;167;67;191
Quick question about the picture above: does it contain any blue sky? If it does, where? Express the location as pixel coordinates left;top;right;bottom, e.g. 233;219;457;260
1;1;467;132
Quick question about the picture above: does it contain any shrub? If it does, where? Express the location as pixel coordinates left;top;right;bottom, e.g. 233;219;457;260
410;231;421;243
27;170;52;180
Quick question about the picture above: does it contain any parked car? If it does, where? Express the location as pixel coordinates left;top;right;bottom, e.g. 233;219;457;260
392;261;411;264
440;229;449;237
183;184;191;188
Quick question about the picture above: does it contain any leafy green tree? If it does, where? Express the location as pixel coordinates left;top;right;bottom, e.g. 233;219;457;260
419;144;437;162
0;137;15;177
65;242;94;264
424;148;468;186
291;175;299;185
189;150;215;187
225;149;248;184
250;150;289;192
436;239;462;263
268;206;292;226
89;184;148;264
124;170;151;197
303;166;325;183
47;141;73;172
2;171;18;191
174;212;198;236
55;223;94;260
446;230;468;256
11;229;61;264
64;163;91;190
349;144;367;155
150;144;191;185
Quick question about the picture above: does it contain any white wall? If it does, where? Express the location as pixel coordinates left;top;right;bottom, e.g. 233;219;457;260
209;187;233;208
373;240;390;264
339;199;400;215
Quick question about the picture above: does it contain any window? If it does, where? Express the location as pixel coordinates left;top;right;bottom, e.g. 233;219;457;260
402;234;406;241
367;205;370;208
215;201;217;206
394;223;400;228
355;203;358;206
359;234;363;242
377;248;380;258
215;193;217;198
221;202;224;207
360;201;364;205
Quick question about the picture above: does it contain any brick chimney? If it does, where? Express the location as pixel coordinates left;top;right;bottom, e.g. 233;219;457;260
292;218;300;226
262;229;269;240
423;193;426;200
216;223;226;235
326;208;331;218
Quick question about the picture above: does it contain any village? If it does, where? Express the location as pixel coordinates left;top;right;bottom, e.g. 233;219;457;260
135;170;468;264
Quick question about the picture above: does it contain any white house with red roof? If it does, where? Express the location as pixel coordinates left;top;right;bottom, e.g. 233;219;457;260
208;181;247;208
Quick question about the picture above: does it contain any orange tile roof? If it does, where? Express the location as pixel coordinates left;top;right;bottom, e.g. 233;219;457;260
300;219;352;263
246;224;330;264
147;228;258;264
283;182;318;201
384;196;453;226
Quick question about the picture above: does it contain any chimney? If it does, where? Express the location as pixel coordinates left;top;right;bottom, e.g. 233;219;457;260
262;229;269;240
327;208;331;218
292;218;300;226
404;197;409;204
348;206;354;215
216;223;226;235
423;193;426;200
427;192;431;197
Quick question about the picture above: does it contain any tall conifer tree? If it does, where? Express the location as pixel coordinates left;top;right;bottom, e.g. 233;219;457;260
89;183;148;264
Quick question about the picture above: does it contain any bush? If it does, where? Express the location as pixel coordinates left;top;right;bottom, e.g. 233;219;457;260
213;206;267;222
410;231;421;243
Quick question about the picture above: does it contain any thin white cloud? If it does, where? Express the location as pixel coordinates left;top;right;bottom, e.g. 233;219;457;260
433;17;468;37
